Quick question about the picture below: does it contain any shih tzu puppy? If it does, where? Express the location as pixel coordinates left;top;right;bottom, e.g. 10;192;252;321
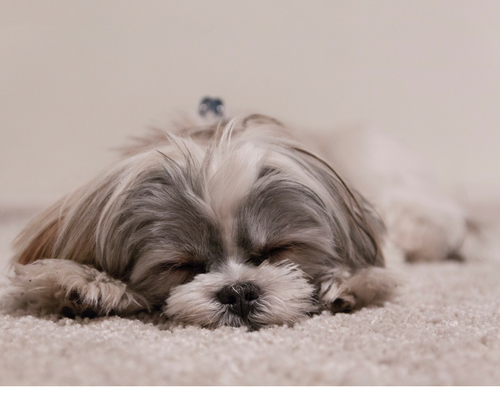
4;103;467;329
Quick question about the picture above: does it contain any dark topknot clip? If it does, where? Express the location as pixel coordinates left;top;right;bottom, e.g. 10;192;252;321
199;97;225;118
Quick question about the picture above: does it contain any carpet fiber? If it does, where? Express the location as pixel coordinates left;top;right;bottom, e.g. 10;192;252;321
1;206;499;385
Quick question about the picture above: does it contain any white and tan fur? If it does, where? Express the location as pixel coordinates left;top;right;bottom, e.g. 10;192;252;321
2;114;466;329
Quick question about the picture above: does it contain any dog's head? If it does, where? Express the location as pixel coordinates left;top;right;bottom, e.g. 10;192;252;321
14;115;387;329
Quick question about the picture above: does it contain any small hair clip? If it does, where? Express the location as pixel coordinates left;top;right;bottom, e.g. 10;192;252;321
199;97;224;118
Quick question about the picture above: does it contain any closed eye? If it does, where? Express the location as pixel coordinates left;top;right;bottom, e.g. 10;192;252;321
160;261;208;275
246;244;293;266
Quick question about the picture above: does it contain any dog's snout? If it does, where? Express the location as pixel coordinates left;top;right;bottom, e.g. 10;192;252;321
216;282;261;319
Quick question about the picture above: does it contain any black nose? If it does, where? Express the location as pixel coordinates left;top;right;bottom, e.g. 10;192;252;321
216;282;261;320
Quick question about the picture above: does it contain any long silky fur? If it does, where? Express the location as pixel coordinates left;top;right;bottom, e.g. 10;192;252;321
6;114;398;327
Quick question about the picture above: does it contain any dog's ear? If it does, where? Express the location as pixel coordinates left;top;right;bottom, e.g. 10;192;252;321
13;165;126;269
13;148;189;279
291;147;385;269
14;201;64;265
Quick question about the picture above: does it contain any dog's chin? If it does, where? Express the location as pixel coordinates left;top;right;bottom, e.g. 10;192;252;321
163;261;317;330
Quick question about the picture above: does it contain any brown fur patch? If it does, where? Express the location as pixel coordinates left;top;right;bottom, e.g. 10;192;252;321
16;218;60;264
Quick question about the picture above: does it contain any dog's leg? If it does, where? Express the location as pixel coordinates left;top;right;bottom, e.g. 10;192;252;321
3;259;150;318
377;189;467;261
311;128;468;261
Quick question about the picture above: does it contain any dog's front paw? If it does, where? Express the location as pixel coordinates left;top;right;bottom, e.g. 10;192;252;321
316;272;356;314
4;259;149;318
316;266;400;315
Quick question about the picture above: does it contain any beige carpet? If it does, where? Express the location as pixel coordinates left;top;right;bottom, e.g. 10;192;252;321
1;205;499;385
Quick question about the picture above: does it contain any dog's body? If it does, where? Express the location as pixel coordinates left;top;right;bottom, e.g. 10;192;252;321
4;114;467;329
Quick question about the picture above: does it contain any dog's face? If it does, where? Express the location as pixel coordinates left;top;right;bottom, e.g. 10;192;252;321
14;116;386;329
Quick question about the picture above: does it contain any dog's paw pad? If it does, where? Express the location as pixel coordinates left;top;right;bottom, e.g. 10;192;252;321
61;306;76;319
61;290;103;318
326;294;355;314
80;308;99;319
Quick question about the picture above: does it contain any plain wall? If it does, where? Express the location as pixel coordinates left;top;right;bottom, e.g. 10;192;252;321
1;0;499;203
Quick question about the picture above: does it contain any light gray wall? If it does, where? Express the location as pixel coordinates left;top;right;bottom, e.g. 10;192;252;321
1;0;499;203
